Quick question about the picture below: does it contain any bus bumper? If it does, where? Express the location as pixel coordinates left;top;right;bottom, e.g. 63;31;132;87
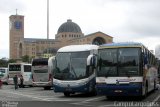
33;81;52;87
53;84;88;93
96;84;142;96
23;81;33;86
53;82;95;93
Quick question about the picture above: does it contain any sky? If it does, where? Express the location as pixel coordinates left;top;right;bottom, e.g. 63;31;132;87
0;0;160;58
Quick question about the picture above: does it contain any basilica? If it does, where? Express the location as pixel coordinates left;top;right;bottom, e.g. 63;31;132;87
9;14;113;59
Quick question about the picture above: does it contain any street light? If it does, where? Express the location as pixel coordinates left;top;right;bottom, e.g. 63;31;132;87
47;0;50;58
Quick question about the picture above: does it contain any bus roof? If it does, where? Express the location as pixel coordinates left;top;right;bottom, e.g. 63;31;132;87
8;63;31;65
100;42;144;49
58;44;99;52
0;67;8;70
32;58;48;62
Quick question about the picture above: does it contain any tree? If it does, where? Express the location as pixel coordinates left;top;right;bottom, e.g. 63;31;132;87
8;59;17;63
0;59;8;67
0;58;17;67
21;55;30;63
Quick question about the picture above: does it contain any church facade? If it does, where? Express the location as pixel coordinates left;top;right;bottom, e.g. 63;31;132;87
9;15;113;59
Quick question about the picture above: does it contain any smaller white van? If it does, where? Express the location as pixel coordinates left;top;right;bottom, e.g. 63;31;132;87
0;67;9;84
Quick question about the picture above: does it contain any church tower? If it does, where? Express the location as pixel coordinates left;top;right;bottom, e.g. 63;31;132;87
9;14;24;59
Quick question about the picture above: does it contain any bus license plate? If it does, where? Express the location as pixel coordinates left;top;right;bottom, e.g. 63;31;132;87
65;88;72;91
114;90;122;93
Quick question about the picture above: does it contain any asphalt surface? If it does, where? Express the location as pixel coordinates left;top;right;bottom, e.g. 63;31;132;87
0;85;160;107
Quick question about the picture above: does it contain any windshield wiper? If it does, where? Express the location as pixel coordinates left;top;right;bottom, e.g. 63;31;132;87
70;65;78;79
123;69;130;77
105;67;112;77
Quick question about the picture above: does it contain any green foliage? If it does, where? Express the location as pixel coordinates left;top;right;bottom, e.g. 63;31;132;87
21;55;30;63
0;56;32;67
8;59;17;63
0;58;17;67
0;59;8;67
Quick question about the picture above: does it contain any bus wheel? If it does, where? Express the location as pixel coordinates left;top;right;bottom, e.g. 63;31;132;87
29;85;33;87
106;96;114;100
144;85;148;97
64;92;70;97
154;80;157;90
4;82;8;85
44;86;51;90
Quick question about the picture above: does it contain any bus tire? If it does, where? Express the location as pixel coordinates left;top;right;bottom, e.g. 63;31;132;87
29;85;33;87
64;92;70;97
106;96;114;100
144;83;148;98
44;86;51;90
154;80;157;91
4;82;8;85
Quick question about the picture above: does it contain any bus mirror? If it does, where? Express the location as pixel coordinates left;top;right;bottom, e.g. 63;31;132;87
52;57;56;70
87;55;96;67
48;56;56;75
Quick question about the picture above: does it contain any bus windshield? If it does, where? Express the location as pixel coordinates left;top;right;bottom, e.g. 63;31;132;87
54;51;89;80
9;65;21;71
24;65;31;72
98;48;140;77
0;69;5;73
32;58;48;66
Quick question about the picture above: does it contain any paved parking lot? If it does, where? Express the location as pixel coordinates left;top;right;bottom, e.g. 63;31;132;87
0;85;160;107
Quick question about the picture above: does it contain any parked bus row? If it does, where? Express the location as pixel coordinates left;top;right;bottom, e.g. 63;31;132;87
0;57;54;89
0;42;159;99
51;42;159;98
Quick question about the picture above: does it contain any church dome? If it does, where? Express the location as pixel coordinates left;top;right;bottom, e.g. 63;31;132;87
57;19;82;34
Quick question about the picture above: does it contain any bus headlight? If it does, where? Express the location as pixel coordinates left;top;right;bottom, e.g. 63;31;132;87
53;80;60;86
78;81;88;86
130;82;142;86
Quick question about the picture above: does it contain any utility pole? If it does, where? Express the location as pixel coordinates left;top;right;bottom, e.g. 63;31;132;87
47;0;49;39
16;9;18;15
47;0;50;58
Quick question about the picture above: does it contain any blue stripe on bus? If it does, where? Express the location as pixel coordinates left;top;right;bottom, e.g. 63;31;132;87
53;84;89;93
53;79;95;93
96;84;142;96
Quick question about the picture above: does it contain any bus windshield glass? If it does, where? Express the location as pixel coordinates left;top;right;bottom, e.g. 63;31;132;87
9;65;21;71
118;48;140;76
0;69;5;73
98;48;140;77
34;69;48;73
32;58;48;66
54;51;89;80
24;65;31;72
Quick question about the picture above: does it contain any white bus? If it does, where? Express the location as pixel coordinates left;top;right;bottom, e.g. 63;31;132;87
31;58;53;90
0;67;8;84
52;44;98;96
96;42;158;98
8;63;32;87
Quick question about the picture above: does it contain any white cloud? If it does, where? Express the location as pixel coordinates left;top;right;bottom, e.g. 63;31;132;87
0;0;160;58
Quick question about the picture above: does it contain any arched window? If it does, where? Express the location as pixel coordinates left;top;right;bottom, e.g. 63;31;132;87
92;37;106;45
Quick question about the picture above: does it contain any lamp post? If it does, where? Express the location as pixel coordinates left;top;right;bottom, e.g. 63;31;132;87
47;0;50;58
47;0;49;40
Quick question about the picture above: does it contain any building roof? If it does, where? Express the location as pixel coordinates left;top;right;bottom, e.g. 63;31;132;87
85;31;113;38
23;38;60;43
68;31;113;42
57;19;82;33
